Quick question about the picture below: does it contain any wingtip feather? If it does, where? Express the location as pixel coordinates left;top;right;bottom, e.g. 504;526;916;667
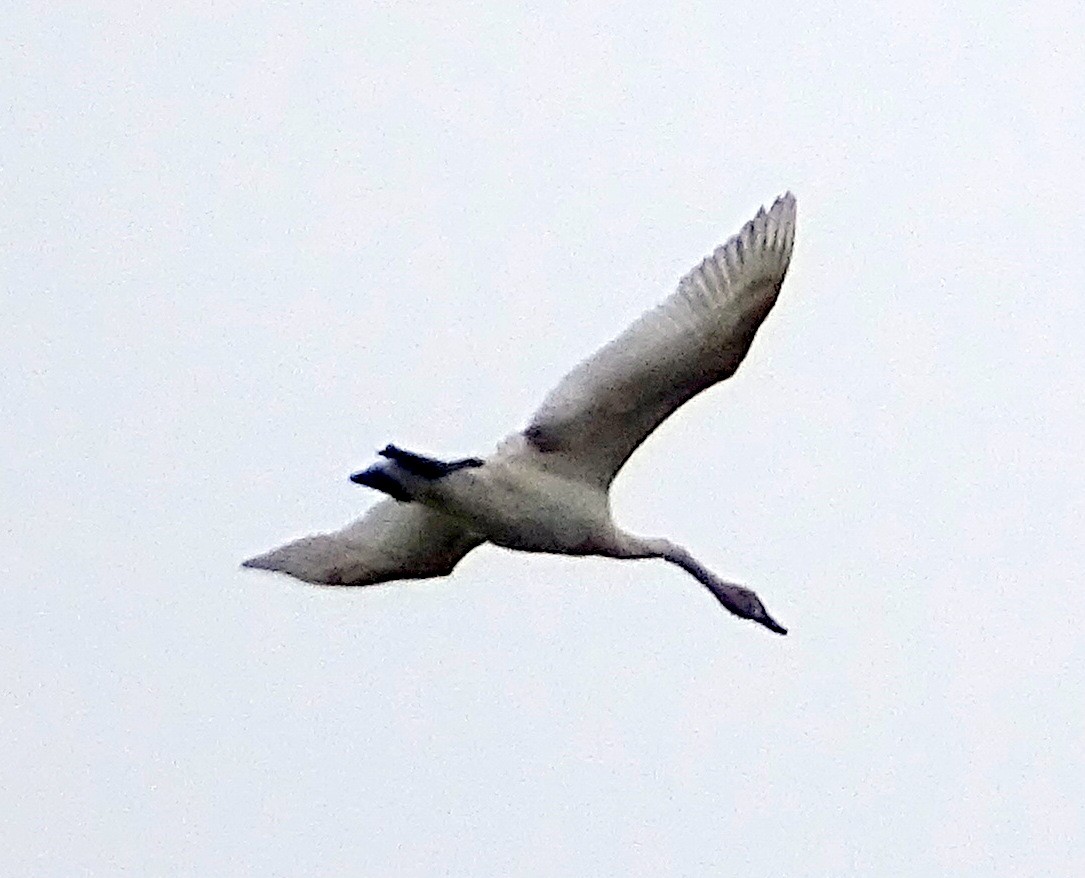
703;192;796;289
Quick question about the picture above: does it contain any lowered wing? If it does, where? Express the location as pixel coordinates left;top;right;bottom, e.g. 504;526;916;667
243;499;484;586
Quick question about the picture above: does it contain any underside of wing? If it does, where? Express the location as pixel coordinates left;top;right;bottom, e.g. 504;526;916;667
242;499;484;586
521;193;796;486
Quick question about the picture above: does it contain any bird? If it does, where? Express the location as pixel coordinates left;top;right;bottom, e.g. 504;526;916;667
244;193;797;635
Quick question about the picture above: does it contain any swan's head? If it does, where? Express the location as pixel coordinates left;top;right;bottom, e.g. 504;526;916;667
717;584;788;635
752;604;788;636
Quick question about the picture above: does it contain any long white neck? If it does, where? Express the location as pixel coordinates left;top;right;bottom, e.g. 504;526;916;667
611;532;717;582
611;531;694;564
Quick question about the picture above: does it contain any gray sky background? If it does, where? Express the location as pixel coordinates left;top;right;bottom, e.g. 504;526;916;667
4;2;1084;875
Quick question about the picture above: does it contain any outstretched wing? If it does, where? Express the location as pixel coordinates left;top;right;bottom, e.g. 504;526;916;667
520;193;796;487
242;500;484;586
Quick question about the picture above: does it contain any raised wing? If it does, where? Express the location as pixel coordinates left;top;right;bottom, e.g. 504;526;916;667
242;499;484;586
520;193;796;487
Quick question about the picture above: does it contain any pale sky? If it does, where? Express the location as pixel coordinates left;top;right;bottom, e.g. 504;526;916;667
4;2;1084;875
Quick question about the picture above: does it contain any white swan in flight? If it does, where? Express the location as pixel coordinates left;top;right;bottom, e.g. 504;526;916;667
245;193;797;635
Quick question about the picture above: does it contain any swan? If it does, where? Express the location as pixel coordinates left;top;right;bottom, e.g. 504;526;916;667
244;193;797;635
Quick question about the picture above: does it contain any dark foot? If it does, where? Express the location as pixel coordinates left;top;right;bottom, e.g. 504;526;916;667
379;444;484;479
349;465;413;501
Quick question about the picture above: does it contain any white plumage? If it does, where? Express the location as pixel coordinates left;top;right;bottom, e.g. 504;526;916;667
245;193;797;634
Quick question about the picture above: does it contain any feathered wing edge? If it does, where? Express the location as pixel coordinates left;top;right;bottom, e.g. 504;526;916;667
242;499;484;586
516;193;796;486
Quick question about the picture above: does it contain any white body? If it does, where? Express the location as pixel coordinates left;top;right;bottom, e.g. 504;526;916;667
409;439;617;555
245;194;798;634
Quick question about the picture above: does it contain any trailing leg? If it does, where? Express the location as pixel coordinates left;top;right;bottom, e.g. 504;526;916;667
378;444;484;479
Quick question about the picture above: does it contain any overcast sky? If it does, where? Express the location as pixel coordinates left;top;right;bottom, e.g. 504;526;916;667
4;2;1084;875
